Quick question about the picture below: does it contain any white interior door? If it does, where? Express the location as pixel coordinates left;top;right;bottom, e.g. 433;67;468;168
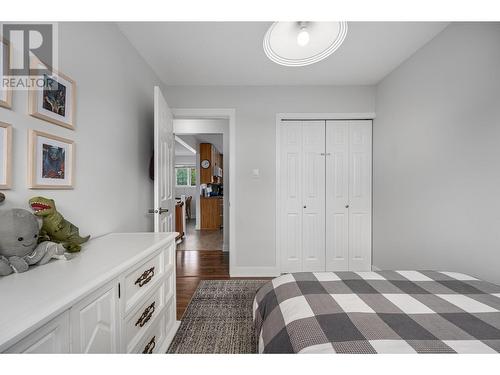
153;86;174;233
325;121;349;271
280;122;303;273
348;120;372;271
301;121;326;272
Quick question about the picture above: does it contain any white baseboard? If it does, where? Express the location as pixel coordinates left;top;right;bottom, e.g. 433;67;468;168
231;266;382;277
230;266;280;278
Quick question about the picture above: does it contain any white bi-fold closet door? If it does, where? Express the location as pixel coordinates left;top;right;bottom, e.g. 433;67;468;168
279;121;326;273
279;120;372;273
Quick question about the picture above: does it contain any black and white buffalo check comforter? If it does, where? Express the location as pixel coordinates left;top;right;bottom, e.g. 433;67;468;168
253;271;500;353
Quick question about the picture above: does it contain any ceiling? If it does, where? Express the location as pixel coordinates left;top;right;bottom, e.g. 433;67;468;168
175;138;195;156
118;22;448;86
175;134;223;156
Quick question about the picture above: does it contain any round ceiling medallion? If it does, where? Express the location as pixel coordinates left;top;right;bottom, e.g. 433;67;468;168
263;22;348;67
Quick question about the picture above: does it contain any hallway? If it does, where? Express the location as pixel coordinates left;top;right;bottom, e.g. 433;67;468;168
176;219;223;251
175;219;227;319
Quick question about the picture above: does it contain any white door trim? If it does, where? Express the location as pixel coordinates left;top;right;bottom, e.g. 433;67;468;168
171;108;237;276
276;112;376;274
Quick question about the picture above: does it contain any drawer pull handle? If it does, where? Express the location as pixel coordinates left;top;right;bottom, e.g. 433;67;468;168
135;301;156;327
135;267;155;287
142;336;156;354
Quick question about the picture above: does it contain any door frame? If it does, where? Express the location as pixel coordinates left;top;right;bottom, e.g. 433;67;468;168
171;108;236;275
275;112;376;274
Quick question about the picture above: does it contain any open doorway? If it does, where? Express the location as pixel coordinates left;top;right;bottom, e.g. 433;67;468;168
172;116;231;319
174;133;224;251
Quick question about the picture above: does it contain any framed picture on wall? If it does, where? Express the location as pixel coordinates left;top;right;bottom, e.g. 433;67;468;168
29;60;76;130
28;129;74;189
0;38;12;109
0;122;12;189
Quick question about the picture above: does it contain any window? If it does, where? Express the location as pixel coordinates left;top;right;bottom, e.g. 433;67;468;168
191;168;196;186
176;167;196;186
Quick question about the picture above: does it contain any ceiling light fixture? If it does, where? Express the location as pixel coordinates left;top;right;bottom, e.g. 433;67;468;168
263;21;348;67
296;22;310;47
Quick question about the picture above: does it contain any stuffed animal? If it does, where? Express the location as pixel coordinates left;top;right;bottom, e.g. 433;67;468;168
29;196;90;253
0;209;68;276
31;241;67;265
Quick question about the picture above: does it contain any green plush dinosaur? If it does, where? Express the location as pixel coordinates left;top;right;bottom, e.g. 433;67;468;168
29;196;90;253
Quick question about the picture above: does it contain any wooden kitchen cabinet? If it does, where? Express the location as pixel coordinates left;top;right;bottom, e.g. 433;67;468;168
199;143;223;184
200;143;214;184
200;197;222;230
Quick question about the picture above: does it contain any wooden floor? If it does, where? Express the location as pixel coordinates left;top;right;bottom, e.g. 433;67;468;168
176;250;230;319
175;250;271;319
176;219;223;251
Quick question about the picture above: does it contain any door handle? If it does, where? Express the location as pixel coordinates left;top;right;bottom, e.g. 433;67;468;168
148;208;169;214
345;204;349;208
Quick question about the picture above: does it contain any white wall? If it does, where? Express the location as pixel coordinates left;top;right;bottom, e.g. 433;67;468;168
374;23;500;284
166;86;375;273
174;154;197;218
0;23;160;236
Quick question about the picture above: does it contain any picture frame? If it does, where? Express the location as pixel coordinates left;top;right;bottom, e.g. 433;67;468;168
0;122;12;189
28;129;74;189
29;60;76;130
0;38;12;109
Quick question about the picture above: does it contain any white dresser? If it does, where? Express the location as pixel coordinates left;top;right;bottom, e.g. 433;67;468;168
0;233;178;353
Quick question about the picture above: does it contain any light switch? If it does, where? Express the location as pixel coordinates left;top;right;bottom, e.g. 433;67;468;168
252;169;260;178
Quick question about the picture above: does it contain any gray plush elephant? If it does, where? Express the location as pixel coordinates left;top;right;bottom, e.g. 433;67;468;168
0;209;65;276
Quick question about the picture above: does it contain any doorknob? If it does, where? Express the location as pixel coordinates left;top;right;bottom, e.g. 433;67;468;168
345;204;349;208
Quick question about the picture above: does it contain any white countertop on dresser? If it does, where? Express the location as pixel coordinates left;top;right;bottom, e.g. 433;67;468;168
0;232;177;351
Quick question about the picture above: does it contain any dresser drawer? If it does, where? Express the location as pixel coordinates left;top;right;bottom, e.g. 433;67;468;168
124;282;165;351
122;250;165;314
132;305;168;354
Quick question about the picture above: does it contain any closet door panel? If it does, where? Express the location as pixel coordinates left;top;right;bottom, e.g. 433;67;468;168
348;121;372;271
301;121;325;272
349;212;371;270
280;122;303;273
325;121;349;271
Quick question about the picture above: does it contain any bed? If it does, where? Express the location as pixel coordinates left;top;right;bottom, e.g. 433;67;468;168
253;271;500;353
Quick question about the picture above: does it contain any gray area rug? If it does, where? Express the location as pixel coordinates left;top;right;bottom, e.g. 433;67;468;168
168;279;268;354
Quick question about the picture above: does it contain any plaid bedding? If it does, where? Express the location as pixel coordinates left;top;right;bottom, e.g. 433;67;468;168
253;271;500;353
